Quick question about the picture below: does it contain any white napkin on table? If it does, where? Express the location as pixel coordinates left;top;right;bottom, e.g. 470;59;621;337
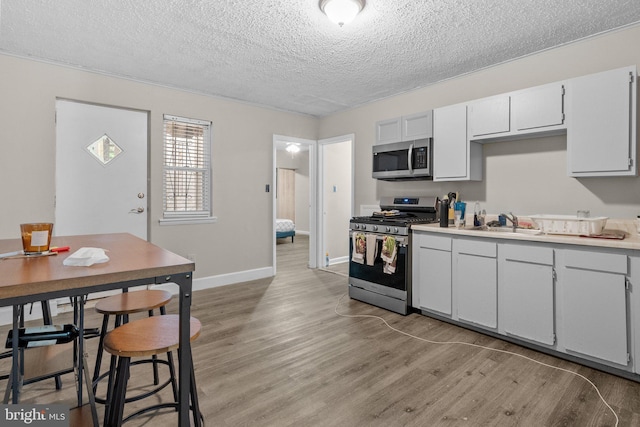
63;247;109;267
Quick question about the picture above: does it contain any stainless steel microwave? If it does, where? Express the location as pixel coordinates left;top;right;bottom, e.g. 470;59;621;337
372;138;432;181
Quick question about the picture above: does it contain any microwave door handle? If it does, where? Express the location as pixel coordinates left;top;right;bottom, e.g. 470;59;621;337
408;143;414;174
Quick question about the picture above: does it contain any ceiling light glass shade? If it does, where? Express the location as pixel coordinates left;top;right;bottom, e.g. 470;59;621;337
286;144;301;154
320;0;365;27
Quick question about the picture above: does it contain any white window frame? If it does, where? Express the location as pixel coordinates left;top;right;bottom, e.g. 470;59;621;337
159;114;217;225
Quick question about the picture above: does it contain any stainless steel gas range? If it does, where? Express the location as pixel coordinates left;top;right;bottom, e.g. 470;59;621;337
348;196;438;315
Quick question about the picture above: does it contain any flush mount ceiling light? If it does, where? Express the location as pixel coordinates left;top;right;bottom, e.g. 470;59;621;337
319;0;365;27
286;143;301;154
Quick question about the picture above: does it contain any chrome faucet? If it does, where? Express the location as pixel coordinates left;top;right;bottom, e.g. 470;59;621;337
501;212;519;232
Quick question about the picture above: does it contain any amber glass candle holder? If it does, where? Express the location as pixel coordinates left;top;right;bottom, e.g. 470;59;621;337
20;223;53;254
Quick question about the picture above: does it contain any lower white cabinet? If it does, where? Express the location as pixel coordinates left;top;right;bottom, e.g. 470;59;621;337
499;244;555;345
412;231;636;375
558;249;629;366
454;238;497;329
414;233;452;315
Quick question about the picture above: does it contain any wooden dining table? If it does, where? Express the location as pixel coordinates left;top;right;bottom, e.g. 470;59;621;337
0;233;195;426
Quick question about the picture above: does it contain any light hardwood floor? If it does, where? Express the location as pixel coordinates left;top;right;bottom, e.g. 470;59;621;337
3;235;640;426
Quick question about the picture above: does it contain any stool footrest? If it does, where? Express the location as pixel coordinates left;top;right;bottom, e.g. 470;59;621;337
93;358;173;405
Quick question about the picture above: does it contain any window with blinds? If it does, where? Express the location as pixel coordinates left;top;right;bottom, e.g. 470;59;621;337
163;115;212;219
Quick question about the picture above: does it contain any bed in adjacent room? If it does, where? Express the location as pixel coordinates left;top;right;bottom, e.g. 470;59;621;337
276;218;295;242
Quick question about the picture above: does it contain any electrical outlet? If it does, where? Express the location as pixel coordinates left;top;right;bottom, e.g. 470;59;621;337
187;253;196;263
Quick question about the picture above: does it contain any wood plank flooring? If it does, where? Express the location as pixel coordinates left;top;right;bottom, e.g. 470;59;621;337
2;235;640;426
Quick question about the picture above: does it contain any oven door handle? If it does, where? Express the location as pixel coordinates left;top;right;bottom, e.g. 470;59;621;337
350;232;407;246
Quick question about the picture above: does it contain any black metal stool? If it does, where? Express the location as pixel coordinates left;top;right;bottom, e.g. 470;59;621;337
92;289;174;402
102;315;203;426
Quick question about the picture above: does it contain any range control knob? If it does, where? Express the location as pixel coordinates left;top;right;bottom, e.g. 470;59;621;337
372;225;378;231
354;224;360;230
385;226;391;232
394;227;399;233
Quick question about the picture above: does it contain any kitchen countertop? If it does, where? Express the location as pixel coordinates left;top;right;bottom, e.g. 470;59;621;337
412;219;640;251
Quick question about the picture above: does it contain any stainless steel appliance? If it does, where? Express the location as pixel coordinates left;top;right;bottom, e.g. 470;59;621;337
372;139;432;181
348;196;437;315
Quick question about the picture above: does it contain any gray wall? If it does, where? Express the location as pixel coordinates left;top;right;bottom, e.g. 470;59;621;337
2;23;640;286
319;25;640;220
0;54;317;280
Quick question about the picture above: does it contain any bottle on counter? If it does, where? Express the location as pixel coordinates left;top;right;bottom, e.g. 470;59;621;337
439;199;450;227
5;324;79;349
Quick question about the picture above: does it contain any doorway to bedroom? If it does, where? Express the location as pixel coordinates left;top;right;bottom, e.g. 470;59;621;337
273;136;316;272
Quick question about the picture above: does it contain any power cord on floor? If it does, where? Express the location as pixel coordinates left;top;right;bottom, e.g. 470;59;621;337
333;292;619;426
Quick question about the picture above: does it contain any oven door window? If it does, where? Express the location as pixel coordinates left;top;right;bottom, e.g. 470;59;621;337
349;237;407;292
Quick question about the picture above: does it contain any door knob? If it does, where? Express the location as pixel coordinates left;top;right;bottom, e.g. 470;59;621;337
129;207;145;214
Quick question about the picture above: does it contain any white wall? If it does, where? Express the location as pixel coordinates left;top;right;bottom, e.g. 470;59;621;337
323;139;352;261
319;24;640;220
0;54;317;281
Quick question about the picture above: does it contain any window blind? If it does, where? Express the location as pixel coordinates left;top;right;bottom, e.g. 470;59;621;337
163;115;211;217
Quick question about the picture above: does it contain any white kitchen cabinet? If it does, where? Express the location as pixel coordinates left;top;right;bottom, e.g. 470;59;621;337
499;243;555;345
468;95;510;138
512;82;565;132
433;103;482;181
567;65;637;177
558;249;629;366
402;111;433;140
375;111;433;144
376;117;402;144
454;238;497;329
413;233;452;316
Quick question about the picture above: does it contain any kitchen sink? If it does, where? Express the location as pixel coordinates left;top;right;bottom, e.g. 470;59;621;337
483;226;542;235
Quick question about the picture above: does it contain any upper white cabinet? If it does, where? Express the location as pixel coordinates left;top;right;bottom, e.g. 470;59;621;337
512;82;565;131
375;111;433;144
567;65;637;177
433;103;482;181
468;82;566;143
468;95;511;138
403;111;433;141
376;117;402;144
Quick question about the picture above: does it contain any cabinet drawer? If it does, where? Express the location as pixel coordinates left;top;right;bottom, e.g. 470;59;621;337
563;249;627;274
455;238;496;258
416;233;451;251
502;243;553;265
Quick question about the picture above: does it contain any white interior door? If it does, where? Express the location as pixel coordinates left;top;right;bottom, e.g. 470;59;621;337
55;100;148;239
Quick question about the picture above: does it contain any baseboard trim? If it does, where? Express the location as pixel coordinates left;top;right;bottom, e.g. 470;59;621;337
0;267;276;325
152;266;275;294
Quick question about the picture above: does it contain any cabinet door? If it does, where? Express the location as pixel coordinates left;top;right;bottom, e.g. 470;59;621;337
376;117;402;144
502;260;555;345
456;254;497;328
568;66;637;176
468;96;510;137
433;104;468;180
512;83;565;131
561;268;628;365
418;247;452;315
402;111;433;140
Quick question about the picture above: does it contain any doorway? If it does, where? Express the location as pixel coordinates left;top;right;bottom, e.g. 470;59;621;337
273;136;316;272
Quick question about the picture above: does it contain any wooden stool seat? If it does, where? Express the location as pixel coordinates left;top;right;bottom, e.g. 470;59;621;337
102;315;203;426
94;289;173;315
104;315;201;357
92;290;174;406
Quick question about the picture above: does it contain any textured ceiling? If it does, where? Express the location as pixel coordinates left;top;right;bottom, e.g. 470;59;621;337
1;1;640;117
